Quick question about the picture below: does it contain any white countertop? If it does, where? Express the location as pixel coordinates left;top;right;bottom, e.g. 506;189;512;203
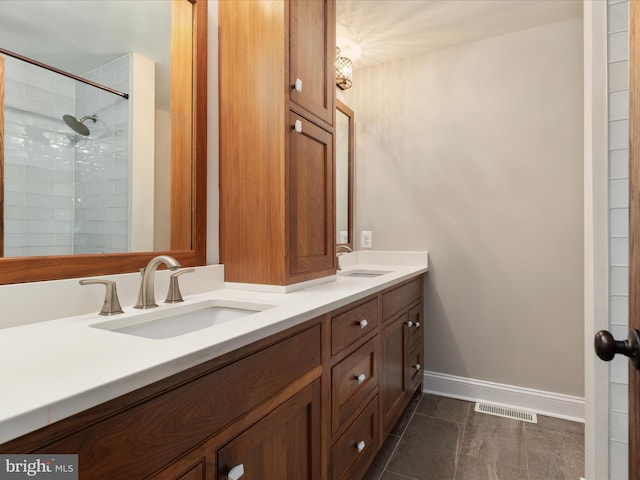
0;252;427;444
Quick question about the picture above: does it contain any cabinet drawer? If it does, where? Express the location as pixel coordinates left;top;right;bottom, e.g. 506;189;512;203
331;297;378;355
406;341;423;392
332;339;378;434
331;396;379;480
38;326;321;480
382;277;422;321
407;303;423;348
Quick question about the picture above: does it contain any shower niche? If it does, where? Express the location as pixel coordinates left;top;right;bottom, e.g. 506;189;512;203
1;53;154;257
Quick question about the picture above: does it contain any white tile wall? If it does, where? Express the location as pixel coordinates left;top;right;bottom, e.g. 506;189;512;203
3;57;75;256
73;55;130;254
608;2;630;478
3;54;131;256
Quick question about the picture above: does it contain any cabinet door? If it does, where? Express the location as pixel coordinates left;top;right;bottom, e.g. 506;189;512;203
381;313;407;437
217;380;321;480
289;0;335;128
287;112;335;280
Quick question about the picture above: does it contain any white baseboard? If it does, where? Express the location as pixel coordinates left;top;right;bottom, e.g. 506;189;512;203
423;371;585;423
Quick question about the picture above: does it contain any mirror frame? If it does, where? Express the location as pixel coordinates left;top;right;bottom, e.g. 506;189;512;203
336;99;354;249
0;0;207;285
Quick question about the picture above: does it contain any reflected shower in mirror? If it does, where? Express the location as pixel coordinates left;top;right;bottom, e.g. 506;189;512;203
0;1;177;258
336;99;354;248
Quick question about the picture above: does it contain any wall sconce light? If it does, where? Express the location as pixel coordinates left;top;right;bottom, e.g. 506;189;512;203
336;46;352;90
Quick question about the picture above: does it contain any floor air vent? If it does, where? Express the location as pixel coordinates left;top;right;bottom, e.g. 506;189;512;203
474;402;537;423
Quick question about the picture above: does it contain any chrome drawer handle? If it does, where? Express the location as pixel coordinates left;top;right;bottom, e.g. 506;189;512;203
405;321;413;328
355;373;366;384
358;319;368;329
414;363;421;371
415;321;421;328
228;464;244;480
293;78;303;92
294;119;302;133
356;440;366;453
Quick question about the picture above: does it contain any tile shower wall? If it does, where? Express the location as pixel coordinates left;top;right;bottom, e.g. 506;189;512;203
3;57;75;256
73;55;130;254
607;1;630;479
3;55;130;256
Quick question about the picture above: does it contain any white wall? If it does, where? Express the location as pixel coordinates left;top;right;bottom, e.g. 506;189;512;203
606;1;630;478
344;18;584;397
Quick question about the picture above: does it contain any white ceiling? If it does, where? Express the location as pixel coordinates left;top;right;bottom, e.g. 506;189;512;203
336;0;583;68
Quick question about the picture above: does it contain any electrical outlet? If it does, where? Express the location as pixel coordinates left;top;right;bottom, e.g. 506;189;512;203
361;231;373;249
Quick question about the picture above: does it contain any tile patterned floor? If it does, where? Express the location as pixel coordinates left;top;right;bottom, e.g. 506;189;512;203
363;393;584;480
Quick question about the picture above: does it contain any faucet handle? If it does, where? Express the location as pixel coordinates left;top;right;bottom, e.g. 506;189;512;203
165;268;195;304
79;279;124;316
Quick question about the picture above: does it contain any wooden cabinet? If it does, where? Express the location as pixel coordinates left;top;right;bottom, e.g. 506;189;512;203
289;0;335;128
219;0;336;286
380;278;425;438
2;322;323;480
217;380;321;480
288;112;334;277
1;275;425;480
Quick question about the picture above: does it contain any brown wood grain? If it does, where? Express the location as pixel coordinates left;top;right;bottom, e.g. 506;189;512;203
289;0;335;130
330;296;379;356
630;1;640;476
171;0;194;251
331;397;378;480
381;277;423;321
219;0;336;286
219;0;288;285
287;112;335;278
336;99;354;248
1;325;320;479
0;0;207;284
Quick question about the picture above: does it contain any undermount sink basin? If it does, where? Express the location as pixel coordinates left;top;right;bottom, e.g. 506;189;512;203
91;300;273;339
338;269;391;278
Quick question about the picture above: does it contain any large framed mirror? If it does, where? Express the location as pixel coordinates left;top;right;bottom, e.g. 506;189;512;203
336;99;354;249
0;0;207;284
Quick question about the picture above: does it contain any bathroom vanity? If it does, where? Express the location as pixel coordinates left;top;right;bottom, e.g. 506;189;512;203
0;258;427;480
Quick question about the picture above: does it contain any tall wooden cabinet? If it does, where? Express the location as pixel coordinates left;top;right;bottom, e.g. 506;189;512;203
219;0;336;286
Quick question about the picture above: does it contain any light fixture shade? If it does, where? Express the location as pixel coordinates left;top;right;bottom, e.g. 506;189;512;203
336;46;341;61
336;56;352;90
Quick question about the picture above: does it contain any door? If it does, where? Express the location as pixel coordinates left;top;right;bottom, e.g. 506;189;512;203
594;2;640;477
287;112;335;280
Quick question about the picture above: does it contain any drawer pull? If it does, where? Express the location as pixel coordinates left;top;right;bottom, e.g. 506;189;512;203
405;321;414;328
415;321;421;328
358;319;368;329
414;363;421;371
294;119;302;133
293;78;303;92
355;373;366;384
228;464;244;480
356;440;366;453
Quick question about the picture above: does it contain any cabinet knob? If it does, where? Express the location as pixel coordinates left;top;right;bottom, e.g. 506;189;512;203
414;363;421;371
293;78;303;92
356;440;366;453
415;321;421;328
294;119;302;133
405;321;413;328
358;319;368;329
355;373;366;384
228;464;244;480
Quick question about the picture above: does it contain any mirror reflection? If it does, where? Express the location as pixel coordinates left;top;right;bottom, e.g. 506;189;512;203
335;99;354;248
0;1;177;257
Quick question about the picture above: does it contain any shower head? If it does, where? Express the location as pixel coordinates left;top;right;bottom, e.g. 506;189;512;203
63;114;97;136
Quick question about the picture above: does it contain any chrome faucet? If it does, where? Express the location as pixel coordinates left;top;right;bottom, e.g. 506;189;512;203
134;255;181;309
336;245;353;271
